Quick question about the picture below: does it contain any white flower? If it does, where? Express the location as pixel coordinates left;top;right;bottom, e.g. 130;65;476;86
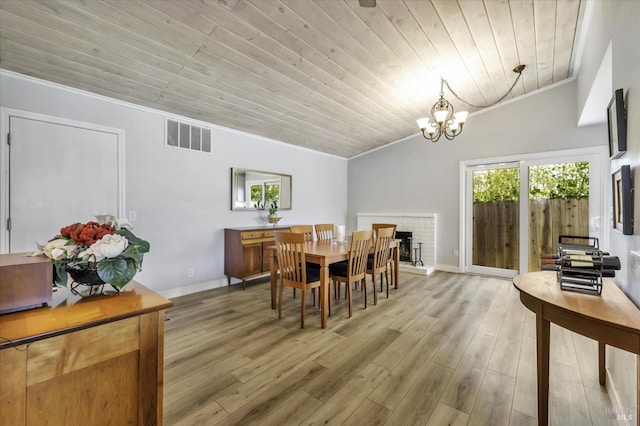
35;238;78;260
90;234;129;259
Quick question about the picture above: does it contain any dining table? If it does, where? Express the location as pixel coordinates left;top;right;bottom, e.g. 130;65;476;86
268;238;400;328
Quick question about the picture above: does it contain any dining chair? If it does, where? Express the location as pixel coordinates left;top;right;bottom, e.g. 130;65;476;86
315;224;334;241
372;223;397;238
329;229;373;318
289;225;314;241
274;231;321;328
288;225;317;300
372;223;397;288
367;227;394;299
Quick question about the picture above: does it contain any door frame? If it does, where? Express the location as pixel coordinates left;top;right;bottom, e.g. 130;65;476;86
459;146;609;276
0;107;126;253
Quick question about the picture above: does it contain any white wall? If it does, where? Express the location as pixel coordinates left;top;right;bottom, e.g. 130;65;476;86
348;79;606;270
0;71;348;297
575;0;640;421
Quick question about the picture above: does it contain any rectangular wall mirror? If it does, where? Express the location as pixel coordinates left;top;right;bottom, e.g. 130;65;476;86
231;168;292;211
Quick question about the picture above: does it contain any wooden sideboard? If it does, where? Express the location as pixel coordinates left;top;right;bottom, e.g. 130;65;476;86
0;281;173;426
225;225;290;289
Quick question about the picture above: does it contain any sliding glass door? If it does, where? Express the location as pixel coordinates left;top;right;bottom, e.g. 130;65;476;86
467;162;520;277
462;148;606;277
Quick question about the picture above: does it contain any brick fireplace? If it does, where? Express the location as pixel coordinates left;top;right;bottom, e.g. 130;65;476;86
356;212;436;275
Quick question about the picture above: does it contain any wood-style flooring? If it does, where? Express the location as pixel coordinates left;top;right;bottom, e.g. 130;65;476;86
163;272;617;425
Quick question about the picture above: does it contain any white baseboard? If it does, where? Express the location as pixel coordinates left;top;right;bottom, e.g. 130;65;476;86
605;367;635;426
436;264;460;273
159;277;229;299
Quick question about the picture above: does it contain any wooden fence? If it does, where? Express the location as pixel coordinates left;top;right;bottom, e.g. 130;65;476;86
473;198;589;271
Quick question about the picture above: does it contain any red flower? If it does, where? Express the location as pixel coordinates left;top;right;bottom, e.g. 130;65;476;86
60;221;114;246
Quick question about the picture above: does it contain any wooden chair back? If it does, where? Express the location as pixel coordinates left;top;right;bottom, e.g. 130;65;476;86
347;229;374;283
275;232;307;289
370;227;394;273
289;225;314;242
372;223;397;238
274;231;320;328
315;224;334;241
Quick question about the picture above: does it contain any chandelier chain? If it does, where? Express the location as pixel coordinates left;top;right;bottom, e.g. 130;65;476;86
442;67;524;109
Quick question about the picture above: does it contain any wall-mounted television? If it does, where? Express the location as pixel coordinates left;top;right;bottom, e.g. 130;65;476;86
607;88;627;159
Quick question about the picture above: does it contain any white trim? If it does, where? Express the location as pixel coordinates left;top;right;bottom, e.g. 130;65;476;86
436;264;460;273
0;107;126;253
571;0;596;77
356;212;437;218
0;69;346;162
159;277;229;300
605;364;634;426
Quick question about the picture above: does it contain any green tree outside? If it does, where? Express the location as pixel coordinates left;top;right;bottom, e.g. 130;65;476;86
473;162;589;202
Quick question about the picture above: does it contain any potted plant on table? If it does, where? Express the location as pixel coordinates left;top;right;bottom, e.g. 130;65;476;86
268;201;281;224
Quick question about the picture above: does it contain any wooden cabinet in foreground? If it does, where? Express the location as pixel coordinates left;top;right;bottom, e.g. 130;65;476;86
0;281;173;426
225;226;290;289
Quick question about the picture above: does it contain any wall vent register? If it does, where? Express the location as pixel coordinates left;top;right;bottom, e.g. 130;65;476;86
166;119;212;153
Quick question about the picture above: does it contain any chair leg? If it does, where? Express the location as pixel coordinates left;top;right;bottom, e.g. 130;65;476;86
347;281;353;318
373;276;377;305
278;281;284;319
385;270;389;298
300;288;305;328
293;288;296;299
363;278;367;309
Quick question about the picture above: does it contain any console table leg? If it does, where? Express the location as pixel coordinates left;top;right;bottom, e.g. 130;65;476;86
536;308;550;426
598;342;606;385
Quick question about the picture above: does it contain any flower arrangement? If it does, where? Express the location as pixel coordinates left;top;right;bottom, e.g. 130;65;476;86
32;216;150;289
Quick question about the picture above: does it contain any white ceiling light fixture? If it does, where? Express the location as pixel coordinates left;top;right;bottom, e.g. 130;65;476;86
417;65;526;143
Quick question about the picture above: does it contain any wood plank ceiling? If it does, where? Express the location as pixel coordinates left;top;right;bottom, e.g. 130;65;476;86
0;0;583;158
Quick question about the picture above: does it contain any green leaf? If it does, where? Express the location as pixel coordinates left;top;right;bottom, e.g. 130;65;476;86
115;228;150;253
97;258;137;288
52;261;68;287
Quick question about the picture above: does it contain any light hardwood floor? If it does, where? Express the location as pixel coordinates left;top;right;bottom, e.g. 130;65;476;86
164;272;618;425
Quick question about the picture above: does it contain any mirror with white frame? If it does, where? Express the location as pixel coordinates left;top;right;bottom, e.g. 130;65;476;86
231;168;292;211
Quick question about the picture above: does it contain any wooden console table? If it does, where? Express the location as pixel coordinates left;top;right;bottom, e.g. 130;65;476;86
0;281;173;426
513;271;640;426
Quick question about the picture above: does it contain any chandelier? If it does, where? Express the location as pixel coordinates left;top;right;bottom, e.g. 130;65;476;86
417;65;526;143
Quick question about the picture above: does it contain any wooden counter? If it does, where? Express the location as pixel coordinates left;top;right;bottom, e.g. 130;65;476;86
0;281;173;426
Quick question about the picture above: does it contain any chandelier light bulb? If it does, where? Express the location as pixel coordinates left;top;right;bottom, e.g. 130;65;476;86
454;111;469;124
416;117;430;130
434;109;449;124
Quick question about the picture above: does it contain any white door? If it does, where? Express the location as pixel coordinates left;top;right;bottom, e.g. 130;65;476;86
6;115;121;253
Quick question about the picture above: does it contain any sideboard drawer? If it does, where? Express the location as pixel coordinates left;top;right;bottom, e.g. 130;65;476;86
241;231;265;241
